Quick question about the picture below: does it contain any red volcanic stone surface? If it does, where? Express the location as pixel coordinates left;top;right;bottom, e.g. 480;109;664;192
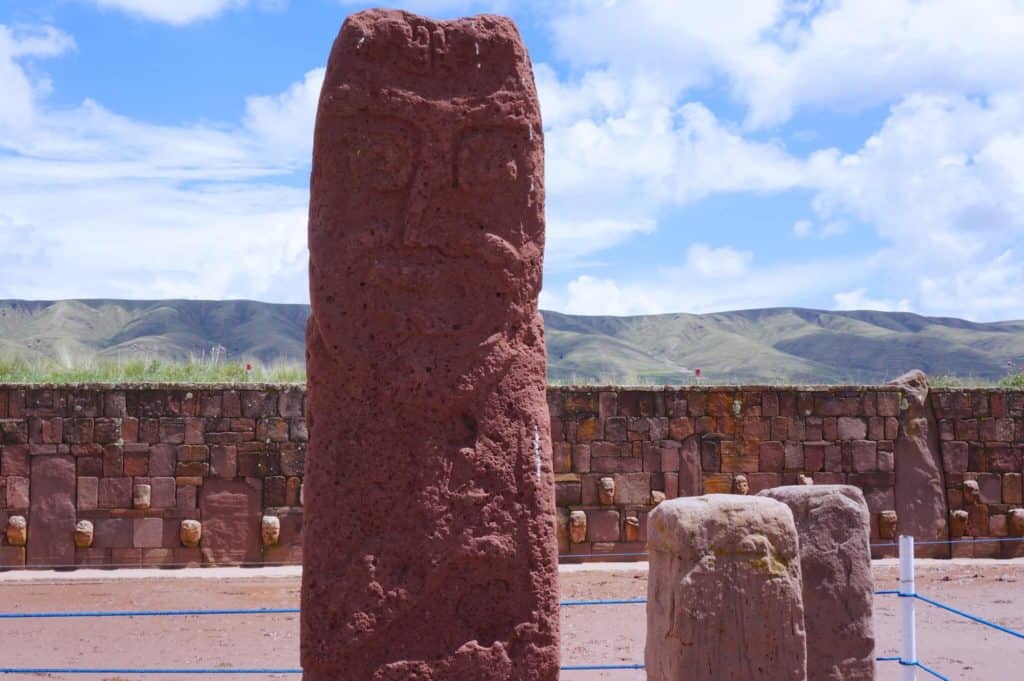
759;485;876;680
27;455;77;566
199;479;262;565
890;371;950;557
302;9;558;680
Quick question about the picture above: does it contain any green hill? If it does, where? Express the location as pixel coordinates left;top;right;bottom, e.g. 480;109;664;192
2;299;1023;384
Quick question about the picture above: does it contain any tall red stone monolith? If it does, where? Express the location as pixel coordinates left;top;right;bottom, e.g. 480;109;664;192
301;9;558;680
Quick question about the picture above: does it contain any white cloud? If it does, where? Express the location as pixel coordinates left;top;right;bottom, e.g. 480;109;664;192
0;23;315;302
85;0;251;25
833;288;911;313
0;26;75;134
550;254;872;317
684;243;752;279
243;67;324;166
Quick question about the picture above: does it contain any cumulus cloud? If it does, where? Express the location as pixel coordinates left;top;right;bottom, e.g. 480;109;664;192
0;22;315;302
833;289;911;313
684;243;752;279
84;0;251;25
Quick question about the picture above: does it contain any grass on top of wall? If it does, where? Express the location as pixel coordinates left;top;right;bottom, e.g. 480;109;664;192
0;355;305;384
2;355;1023;387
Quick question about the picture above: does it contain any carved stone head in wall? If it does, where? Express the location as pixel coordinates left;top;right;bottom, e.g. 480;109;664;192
732;474;749;495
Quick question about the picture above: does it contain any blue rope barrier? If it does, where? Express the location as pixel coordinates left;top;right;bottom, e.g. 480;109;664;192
915;660;952;680
0;607;300;619
874;590;900;595
913;593;1024;640
0;598;646;620
0;666;645;674
561;598;646;607
0;668;302;675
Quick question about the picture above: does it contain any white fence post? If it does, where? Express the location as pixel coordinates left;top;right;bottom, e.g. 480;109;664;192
899;534;917;681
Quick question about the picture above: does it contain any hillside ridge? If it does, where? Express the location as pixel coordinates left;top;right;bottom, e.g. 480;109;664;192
2;299;1022;384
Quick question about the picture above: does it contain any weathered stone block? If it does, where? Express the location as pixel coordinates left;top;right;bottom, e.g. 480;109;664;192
759;485;875;680
23;455;76;564
586;510;620;542
646;495;806;680
133;518;163;548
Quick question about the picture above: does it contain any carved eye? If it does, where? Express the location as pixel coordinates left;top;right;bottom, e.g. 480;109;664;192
347;123;417;192
457;128;522;192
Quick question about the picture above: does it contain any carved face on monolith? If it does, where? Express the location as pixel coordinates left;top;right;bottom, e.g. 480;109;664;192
302;9;558;681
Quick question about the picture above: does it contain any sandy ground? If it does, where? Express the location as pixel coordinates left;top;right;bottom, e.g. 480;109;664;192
0;560;1021;680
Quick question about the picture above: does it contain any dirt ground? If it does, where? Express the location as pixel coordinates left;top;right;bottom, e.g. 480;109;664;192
0;560;1021;680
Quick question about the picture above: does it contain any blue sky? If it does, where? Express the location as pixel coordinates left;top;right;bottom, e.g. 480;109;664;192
2;0;1023;321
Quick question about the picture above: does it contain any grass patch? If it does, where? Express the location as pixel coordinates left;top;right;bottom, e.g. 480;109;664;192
0;355;305;384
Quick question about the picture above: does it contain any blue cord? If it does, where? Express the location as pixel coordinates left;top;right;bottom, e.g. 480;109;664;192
0;669;301;675
913;593;1024;640
561;598;646;607
1;598;649;619
0;607;300;619
0;665;645;674
914;661;951;680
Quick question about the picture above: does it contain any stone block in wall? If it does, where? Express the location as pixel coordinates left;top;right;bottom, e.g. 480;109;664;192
240;391;277;418
571;444;591;473
123;449;149;476
1004;474;1023;504
27;455;77;566
77;477;98;511
133;518;163;548
613;473;651;505
101;445;123;477
741;416;770;441
618;391;656;417
1;419;29;444
159;418;186;444
109;548;142;566
989;445;1021;473
93;518;132;548
851;440;877;473
98;477;131;509
783;442;803;469
823;417;838;441
590;456;642;473
555;478;581;506
0;546;25;567
199;478;262;565
956;418;979;441
6;477;28;510
702;473;732;493
878;450;895;472
76;455;102;477
552;442;571;473
232;418;257;433
138;418;159;443
747;472;782;494
837;417;868;440
290;418;308;441
151;477;176;509
1;445;29;477
720;441;757;473
804;444;825;472
586;510;620;542
967;473;1002;504
93;418;120;444
942;441;968;473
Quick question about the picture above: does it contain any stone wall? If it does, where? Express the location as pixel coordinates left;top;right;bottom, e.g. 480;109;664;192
549;386;1024;560
0;385;305;568
0;384;1021;568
